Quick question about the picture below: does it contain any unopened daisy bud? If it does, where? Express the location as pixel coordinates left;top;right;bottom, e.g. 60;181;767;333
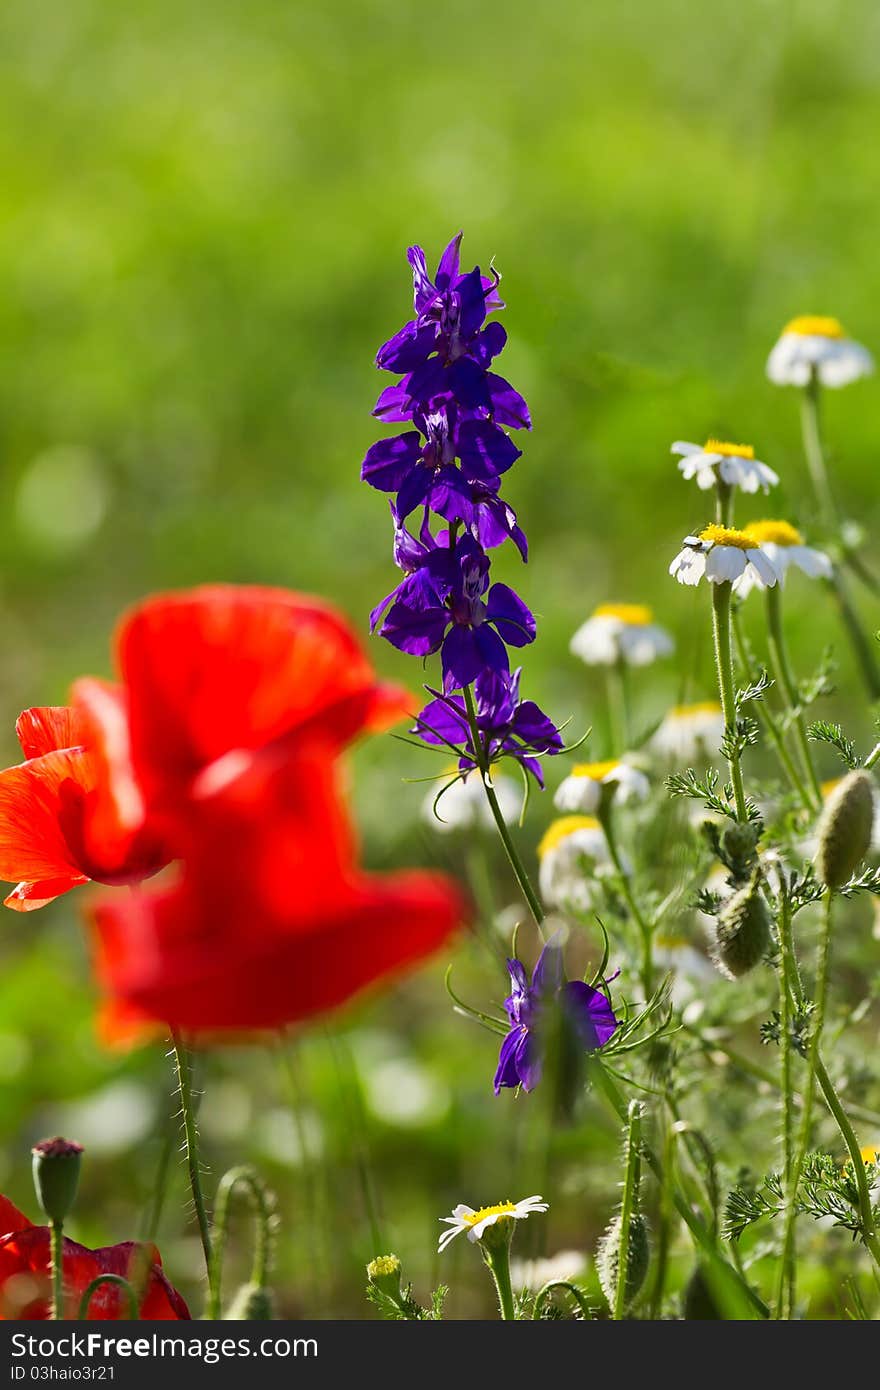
596;1211;649;1312
31;1137;83;1225
721;820;758;878
366;1253;403;1299
816;769;875;889
711;876;771;980
225;1282;275;1319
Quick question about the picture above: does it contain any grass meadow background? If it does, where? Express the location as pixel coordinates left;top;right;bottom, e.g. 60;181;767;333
2;0;880;1316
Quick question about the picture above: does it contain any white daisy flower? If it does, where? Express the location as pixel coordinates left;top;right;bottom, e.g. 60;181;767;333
733;519;832;599
537;816;621;912
766;315;874;389
569;603;674;668
554;758;649;814
649;702;724;764
438;1196;548;1252
669;525;780;590
510;1250;586;1292
422;767;520;833
672;438;779;495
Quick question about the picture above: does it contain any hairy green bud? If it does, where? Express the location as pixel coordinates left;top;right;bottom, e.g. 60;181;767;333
816;770;875;889
225;1282;275;1320
31;1137;83;1225
596;1211;649;1312
712;876;771;979
721;819;758;878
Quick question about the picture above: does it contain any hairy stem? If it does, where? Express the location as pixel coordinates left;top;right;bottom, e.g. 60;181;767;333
50;1220;63;1320
711;581;748;821
612;1102;641;1320
171;1033;214;1295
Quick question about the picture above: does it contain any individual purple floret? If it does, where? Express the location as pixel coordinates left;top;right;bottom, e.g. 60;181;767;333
376;532;536;690
493;934;619;1094
413;667;561;785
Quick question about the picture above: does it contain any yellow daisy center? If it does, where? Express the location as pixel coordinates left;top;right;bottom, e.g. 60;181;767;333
571;759;620;781
743;520;804;548
462;1201;517;1227
860;1145;880;1164
592;602;653;626
702;438;755;459
784;315;844;339
822;778;842;799
655;933;689;950
538;815;601;859
698;524;755;552
669;700;722;718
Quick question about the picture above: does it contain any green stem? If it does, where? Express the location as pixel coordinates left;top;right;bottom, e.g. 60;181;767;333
800;375;839;529
483;1243;517;1320
732;611;813;810
462;682;545;933
710;581;748;821
775;878;797;1318
328;1032;384;1254
800;375;880;699
765;585;823;809
777;889;834;1315
865;739;880;771
589;1059;768;1317
612;1101;641;1320
50;1220;63;1320
171;1033;214;1294
77;1274;139;1321
208;1167;275;1320
532;1280;593;1319
812;1056;880;1271
825;570;880;700
648;1110;675;1319
606;660;630;752
716;480;733;527
598;800;652;996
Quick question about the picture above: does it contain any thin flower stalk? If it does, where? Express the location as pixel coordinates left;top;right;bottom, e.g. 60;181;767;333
711;581;748;821
764;585;823;809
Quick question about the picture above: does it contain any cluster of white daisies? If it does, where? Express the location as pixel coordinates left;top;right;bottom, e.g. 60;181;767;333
421;316;874;971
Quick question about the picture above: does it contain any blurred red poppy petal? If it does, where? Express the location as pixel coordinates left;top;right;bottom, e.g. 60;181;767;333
116;586;401;785
93;868;465;1034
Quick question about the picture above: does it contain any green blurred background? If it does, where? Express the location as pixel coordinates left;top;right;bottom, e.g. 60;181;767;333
1;0;879;1317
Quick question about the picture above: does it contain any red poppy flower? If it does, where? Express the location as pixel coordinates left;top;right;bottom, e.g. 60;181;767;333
72;585;411;870
0;707;164;912
0;1195;190;1320
0;587;410;914
92;748;466;1036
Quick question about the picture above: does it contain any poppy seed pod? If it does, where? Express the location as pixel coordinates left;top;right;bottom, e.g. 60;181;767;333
712;876;771;979
225;1282;275;1320
596;1210;649;1312
816;770;875;889
31;1137;83;1225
